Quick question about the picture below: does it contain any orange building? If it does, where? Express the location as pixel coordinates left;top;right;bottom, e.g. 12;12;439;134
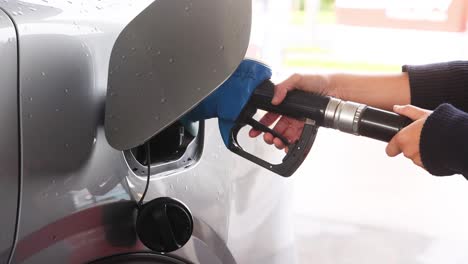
335;0;468;32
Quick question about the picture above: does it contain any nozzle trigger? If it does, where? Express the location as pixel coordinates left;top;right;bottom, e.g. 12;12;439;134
228;87;319;177
244;117;289;146
229;118;317;177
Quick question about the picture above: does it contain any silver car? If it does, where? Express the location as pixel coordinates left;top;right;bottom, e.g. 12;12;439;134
0;0;296;263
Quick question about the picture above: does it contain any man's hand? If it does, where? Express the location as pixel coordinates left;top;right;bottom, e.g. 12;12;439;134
386;105;432;168
248;74;333;151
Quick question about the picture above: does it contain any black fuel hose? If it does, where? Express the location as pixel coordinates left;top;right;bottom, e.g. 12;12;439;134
252;80;412;142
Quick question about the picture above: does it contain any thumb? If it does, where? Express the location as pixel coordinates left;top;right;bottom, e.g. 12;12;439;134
272;74;302;105
393;105;427;121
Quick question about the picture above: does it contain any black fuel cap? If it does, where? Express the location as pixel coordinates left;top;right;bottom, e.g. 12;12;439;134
136;197;193;253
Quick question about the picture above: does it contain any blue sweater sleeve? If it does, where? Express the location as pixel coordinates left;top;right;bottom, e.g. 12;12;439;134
403;61;468;112
403;61;468;177
420;104;468;177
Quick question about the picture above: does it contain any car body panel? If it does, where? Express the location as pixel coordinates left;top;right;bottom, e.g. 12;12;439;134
0;8;19;264
0;1;296;263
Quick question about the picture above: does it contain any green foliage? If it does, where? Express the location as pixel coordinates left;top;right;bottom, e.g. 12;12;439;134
300;0;305;11
320;0;334;11
284;46;399;72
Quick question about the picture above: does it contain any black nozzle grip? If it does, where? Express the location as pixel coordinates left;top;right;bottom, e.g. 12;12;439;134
359;107;413;142
228;120;318;177
252;80;330;125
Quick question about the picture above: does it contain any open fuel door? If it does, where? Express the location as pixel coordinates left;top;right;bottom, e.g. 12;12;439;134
105;0;252;150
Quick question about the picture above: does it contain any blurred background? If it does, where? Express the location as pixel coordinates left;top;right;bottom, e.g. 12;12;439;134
247;0;468;263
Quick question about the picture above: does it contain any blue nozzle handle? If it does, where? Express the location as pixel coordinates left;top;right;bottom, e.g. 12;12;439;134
184;59;272;146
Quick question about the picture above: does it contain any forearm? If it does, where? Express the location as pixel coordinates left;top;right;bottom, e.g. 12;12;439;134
329;73;411;111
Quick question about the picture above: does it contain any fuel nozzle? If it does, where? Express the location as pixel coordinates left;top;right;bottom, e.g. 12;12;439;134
251;80;412;143
186;60;412;177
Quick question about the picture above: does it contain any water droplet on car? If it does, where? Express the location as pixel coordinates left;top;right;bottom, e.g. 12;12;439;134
196;87;201;91
131;47;136;52
29;7;37;11
169;58;174;63
93;137;97;144
55;108;60;112
41;72;46;77
185;186;188;191
184;6;190;12
64;89;69;94
154;115;160;121
28;114;33;118
28;97;33;101
135;73;141;77
170;184;174;190
160;98;166;103
65;143;70;148
219;45;224;51
52;235;57;240
121;55;126;60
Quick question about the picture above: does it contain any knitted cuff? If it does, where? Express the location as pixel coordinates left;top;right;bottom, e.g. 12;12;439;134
420;103;468;177
403;61;468;112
